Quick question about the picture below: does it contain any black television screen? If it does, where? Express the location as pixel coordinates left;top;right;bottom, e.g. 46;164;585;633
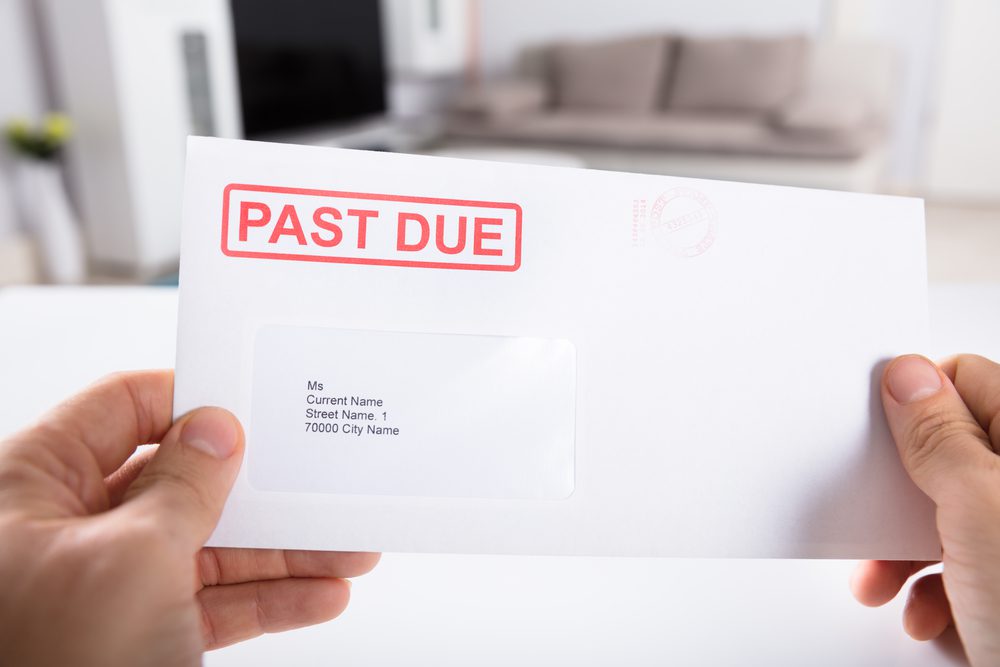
230;0;386;137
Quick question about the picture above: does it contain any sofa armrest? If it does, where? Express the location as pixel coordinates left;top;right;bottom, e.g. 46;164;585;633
450;79;549;120
773;39;895;135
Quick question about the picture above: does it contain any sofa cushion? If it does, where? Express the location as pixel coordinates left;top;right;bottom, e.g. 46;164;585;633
772;39;894;135
668;36;808;113
551;36;671;114
774;91;872;135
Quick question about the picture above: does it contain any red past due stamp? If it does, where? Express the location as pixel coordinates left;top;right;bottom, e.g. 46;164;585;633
221;184;522;272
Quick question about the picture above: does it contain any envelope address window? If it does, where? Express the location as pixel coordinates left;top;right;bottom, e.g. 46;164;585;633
248;325;577;499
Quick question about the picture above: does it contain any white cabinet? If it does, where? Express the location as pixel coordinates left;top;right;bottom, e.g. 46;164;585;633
40;0;242;275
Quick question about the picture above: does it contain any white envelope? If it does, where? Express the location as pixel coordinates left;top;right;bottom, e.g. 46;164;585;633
175;136;939;559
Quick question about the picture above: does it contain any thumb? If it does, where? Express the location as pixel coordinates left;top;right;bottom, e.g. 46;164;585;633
121;407;244;550
882;355;994;503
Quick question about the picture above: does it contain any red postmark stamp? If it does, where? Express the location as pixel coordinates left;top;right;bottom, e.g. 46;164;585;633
634;187;717;257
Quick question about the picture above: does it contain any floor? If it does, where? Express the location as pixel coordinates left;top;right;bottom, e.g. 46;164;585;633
925;202;1000;283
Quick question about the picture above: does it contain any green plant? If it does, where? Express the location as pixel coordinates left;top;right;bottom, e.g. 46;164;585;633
5;114;72;160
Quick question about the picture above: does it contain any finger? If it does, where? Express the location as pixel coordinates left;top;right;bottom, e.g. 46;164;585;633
882;355;994;503
198;548;380;586
0;371;173;515
25;370;174;475
903;573;953;640
120;407;244;551
850;560;937;607
198;577;350;650
104;446;156;507
939;354;1000;447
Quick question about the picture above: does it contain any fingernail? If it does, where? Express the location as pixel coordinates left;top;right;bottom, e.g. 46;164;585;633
181;409;239;460
886;356;943;405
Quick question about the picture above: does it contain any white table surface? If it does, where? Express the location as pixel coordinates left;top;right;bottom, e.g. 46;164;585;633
1;285;996;666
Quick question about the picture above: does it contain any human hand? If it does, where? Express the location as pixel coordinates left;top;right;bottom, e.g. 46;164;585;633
0;371;379;666
851;354;1000;665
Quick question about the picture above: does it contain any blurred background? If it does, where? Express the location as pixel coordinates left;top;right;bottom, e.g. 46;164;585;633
0;0;997;286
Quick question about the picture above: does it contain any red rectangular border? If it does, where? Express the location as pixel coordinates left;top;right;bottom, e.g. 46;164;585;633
221;183;522;272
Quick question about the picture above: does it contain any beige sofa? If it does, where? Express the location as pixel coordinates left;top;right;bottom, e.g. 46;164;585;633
445;34;895;190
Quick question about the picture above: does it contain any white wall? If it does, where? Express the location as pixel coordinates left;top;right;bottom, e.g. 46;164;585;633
0;0;47;235
477;0;826;75
922;0;1000;201
827;0;942;191
0;0;45;123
